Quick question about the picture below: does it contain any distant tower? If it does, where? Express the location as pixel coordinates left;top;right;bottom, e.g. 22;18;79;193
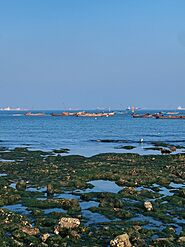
132;106;135;113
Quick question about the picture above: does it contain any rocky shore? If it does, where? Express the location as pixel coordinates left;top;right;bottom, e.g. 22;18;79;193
0;147;185;246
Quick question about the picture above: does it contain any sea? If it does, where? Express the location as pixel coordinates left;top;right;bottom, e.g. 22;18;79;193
1;110;185;157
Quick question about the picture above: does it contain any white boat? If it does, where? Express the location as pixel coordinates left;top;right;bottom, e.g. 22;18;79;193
177;106;185;110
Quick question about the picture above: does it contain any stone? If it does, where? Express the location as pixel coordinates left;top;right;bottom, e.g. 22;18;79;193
110;233;132;247
42;233;50;242
170;146;177;152
177;236;185;243
16;181;27;191
144;201;153;211
47;183;54;195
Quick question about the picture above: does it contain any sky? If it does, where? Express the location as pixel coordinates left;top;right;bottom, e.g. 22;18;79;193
0;0;185;109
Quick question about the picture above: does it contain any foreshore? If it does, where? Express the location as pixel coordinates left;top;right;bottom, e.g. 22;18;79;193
0;147;184;246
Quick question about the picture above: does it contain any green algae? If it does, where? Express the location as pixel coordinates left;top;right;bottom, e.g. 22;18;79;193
114;145;136;150
0;148;184;246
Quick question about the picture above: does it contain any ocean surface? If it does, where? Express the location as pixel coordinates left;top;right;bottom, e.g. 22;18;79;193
1;110;185;156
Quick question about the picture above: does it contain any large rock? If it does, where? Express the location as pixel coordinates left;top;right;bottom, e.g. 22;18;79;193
110;233;132;247
54;217;80;234
144;201;153;211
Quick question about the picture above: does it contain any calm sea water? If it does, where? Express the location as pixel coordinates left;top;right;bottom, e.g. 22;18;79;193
1;110;185;156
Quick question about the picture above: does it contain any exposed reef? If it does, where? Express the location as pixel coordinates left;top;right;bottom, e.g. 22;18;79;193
0;147;185;246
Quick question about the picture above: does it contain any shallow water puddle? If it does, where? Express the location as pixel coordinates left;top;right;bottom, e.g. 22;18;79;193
54;193;80;200
75;180;123;194
0;173;7;177
26;186;46;192
2;204;31;215
152;183;174;197
128;213;183;235
129;214;164;227
0;159;15;162
169;182;185;189
136;186;154;192
43;208;66;214
82;210;113;225
9;182;46;193
80;201;99;210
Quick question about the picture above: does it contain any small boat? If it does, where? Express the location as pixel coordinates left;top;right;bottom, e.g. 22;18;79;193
177;106;185;110
76;112;115;117
51;111;116;117
24;112;45;116
51;113;64;116
156;115;185;119
166;112;179;115
51;112;76;117
132;113;156;118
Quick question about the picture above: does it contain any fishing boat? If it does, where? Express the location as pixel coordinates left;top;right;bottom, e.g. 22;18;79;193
76;112;115;117
132;113;157;118
156;115;185;119
51;111;115;117
51;112;75;116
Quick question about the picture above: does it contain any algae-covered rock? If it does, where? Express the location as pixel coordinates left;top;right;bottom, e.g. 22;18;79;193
110;233;132;247
47;183;54;196
16;181;27;191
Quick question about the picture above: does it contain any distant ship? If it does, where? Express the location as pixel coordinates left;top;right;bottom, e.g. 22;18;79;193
177;106;185;110
0;107;22;111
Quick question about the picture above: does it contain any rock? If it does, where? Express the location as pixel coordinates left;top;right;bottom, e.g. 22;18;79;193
55;217;80;232
160;148;171;155
16;181;27;191
70;230;80;239
59;217;80;229
54;226;60;235
144;201;153;211
21;226;39;236
177;236;185;243
47;183;54;195
110;233;132;247
42;233;50;242
170;146;177;152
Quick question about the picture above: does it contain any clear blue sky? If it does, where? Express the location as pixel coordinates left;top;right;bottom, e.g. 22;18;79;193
0;0;185;109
